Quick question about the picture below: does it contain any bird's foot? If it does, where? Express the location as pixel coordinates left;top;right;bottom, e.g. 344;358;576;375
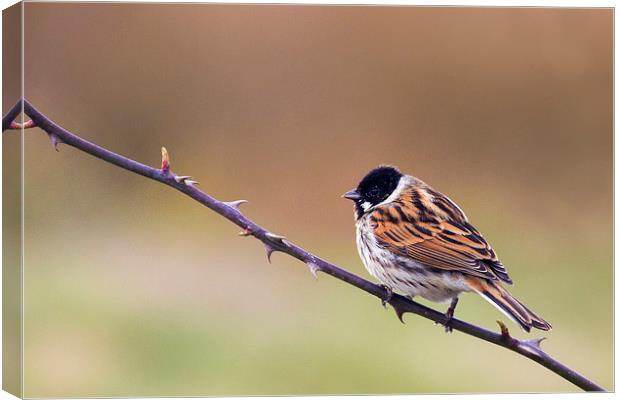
440;314;454;333
380;285;393;308
435;297;459;333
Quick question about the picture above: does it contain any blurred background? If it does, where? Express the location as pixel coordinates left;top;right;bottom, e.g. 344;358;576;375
7;3;613;396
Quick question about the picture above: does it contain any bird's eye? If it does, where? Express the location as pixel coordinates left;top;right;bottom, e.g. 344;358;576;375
368;187;380;198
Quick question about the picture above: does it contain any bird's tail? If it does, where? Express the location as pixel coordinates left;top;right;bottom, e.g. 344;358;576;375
468;277;552;332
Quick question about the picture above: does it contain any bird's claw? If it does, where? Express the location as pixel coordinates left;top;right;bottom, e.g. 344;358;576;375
380;285;393;308
435;297;458;333
433;314;454;333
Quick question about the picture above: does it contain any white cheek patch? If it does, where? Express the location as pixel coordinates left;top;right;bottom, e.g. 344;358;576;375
361;201;372;211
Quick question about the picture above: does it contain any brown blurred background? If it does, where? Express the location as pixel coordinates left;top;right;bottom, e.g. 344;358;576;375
7;3;614;396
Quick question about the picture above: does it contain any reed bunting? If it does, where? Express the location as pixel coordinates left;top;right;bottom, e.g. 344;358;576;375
343;165;551;332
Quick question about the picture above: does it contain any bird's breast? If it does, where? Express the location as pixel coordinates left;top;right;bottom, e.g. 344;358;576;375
354;215;472;302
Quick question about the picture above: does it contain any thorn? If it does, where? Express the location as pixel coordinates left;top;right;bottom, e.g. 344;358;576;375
497;320;511;340
393;304;407;323
174;175;192;183
173;175;199;186
238;228;252;237
161;147;170;173
524;337;547;349
265;232;287;242
48;133;62;151
306;262;321;279
224;199;248;210
519;337;547;357
264;242;277;263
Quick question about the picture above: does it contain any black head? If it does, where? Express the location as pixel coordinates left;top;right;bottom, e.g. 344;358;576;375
343;166;403;217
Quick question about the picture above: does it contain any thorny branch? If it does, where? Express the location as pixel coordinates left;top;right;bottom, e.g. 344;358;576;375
3;99;605;392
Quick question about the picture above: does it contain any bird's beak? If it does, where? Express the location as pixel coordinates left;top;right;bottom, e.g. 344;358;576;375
342;189;361;201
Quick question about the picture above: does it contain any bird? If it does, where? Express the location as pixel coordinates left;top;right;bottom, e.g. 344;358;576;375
342;165;551;332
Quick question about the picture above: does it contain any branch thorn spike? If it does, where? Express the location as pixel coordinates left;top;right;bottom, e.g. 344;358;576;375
306;262;320;279
525;337;547;349
393;304;407;324
264;242;277;263
225;199;248;210
266;232;287;242
161;147;170;173
173;175;199;186
48;133;62;151
520;337;547;357
174;175;191;183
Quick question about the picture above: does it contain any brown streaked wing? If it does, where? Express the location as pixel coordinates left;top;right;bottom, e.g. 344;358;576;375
370;192;513;284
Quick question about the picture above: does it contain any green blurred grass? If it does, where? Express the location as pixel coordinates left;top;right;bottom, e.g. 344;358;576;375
23;209;612;396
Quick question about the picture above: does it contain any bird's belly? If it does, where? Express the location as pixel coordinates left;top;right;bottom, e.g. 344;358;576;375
381;257;472;302
356;225;472;303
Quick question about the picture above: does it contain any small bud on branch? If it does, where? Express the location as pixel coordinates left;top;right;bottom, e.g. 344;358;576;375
238;228;252;237
9;119;36;129
161;147;170;173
